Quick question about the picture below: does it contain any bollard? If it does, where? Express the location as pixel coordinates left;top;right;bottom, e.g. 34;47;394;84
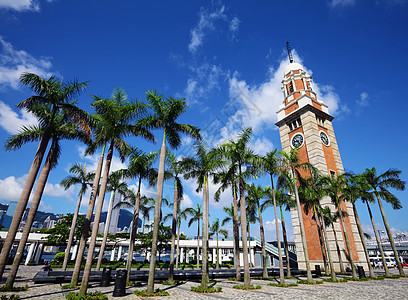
113;269;127;297
315;264;322;277
100;266;112;287
357;266;366;279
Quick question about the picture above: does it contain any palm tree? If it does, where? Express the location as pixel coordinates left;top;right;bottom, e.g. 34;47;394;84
143;91;200;294
343;173;375;278
60;163;94;271
117;150;157;282
0;73;89;278
96;170;128;270
320;173;357;278
4;109;91;288
165;151;184;283
247;184;269;278
279;148;312;282
362;167;406;276
181;141;223;288
298;170;336;280
210;219;228;269
79;88;154;296
214;167;241;279
216;127;258;288
322;207;346;274
185;204;203;268
175;207;190;269
260;150;285;282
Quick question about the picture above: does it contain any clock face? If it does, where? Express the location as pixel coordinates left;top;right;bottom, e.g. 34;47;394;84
291;133;304;148
320;131;330;146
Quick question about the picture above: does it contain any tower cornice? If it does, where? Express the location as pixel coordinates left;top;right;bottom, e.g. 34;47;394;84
275;103;334;127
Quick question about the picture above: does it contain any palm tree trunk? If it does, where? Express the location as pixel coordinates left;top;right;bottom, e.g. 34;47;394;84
318;210;337;280
126;178;142;283
63;191;83;271
332;223;345;273
247;223;253;267
366;201;390;276
238;176;250;288
292;167;312;282
96;190;116;270
280;206;291;277
232;184;241;279
5;145;53;288
314;207;328;276
146;134;166;294
216;233;220;269
0;128;51;279
376;193;405;276
258;206;269;279
200;178;209;288
176;218;181;269
168;183;178;283
336;198;357;278
196;221;200;268
271;178;284;283
71;144;105;286
79;142;114;296
353;203;375;278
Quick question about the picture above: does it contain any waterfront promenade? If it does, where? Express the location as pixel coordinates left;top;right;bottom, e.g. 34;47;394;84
0;266;407;299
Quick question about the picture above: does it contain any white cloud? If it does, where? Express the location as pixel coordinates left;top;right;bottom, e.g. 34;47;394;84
0;175;26;202
44;182;74;201
250;137;274;156
76;145;127;175
329;0;355;8
0;0;39;12
188;4;227;53
0;37;53;89
229;17;240;41
356;92;369;107
180;194;193;209
0;100;38;134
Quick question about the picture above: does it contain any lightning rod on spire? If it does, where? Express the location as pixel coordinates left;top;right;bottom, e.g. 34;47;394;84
286;42;294;63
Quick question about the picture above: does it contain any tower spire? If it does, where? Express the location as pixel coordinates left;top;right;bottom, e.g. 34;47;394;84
286;42;294;63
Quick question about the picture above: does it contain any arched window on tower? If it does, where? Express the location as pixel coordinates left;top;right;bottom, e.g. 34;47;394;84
287;82;294;94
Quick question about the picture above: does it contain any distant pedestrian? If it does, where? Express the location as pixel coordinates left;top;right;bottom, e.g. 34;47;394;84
42;260;51;271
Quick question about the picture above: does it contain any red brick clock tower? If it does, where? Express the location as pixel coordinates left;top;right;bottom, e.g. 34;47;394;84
275;55;367;271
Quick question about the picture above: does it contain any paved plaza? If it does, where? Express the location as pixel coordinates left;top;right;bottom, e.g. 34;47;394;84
0;266;407;299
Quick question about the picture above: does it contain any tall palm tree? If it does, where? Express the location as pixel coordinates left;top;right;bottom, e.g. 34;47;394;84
0;73;89;279
96;170;128;270
362;167;406;276
216;127;258;288
79;88;154;296
4;109;91;288
165;151;184;283
320;173;357;278
60;163;94;271
343;173;375;278
143;90;200;294
185;204;203;268
181;141;223;288
117;150;158;282
247;184;269;278
175;207;190;269
322;207;346;274
279;148;313;282
260;150;284;282
210;219;228;269
214;167;241;279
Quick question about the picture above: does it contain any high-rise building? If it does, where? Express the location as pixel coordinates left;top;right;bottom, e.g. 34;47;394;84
1;201;18;229
276;60;367;271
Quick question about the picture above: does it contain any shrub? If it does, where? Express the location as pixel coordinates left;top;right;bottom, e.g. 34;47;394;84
0;285;28;292
190;286;222;293
268;283;298;287
65;292;107;300
160;280;184;285
54;252;66;263
297;280;323;285
228;277;244;282
0;295;21;300
134;289;169;297
126;281;142;287
232;284;261;290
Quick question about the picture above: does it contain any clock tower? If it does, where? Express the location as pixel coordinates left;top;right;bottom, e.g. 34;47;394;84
275;58;367;271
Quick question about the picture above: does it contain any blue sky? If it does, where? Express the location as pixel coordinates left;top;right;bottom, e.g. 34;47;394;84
0;0;407;241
